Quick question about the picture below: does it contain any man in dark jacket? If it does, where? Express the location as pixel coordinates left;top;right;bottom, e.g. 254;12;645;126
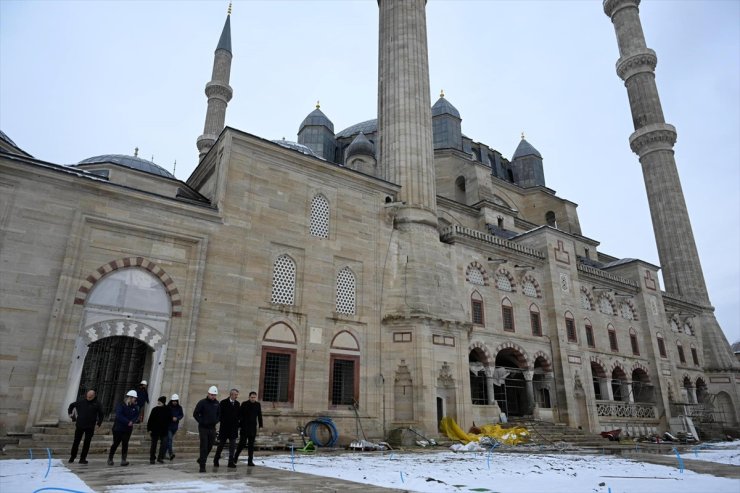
147;396;171;464
136;380;150;423
214;388;240;468
234;391;263;466
67;389;104;464
193;386;220;473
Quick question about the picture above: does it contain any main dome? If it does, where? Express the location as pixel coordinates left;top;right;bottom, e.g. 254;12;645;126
76;154;176;179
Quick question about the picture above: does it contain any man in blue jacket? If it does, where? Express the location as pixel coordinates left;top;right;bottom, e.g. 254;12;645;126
193;386;220;473
67;389;104;464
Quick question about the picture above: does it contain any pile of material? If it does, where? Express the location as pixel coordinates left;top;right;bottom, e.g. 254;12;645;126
440;416;530;446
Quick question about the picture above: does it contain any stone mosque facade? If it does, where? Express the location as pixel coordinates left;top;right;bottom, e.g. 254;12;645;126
1;0;738;440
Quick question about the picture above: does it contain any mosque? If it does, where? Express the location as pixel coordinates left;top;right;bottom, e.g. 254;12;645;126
1;0;738;441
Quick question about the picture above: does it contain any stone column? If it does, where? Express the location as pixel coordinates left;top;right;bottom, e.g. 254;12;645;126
484;368;496;406
377;0;437;227
524;370;535;414
605;377;615;401
625;381;634;403
688;385;697;405
603;0;738;371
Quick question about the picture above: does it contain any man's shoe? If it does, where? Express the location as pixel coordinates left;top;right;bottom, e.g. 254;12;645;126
199;465;206;473
120;460;129;466
213;457;220;467
78;459;88;465
247;461;255;467
157;458;164;464
150;459;155;465
169;454;175;461
107;459;114;466
227;461;236;469
68;458;75;464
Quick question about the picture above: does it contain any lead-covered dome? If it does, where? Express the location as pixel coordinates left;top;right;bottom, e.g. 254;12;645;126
77;154;175;179
299;107;334;133
345;132;374;159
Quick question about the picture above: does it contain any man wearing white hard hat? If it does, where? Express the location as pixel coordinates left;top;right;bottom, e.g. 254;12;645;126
165;394;184;461
193;386;220;473
107;390;140;466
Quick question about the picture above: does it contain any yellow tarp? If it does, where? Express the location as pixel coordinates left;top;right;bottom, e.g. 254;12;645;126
439;416;530;446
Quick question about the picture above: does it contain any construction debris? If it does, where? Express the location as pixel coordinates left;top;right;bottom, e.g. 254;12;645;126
440;416;530;446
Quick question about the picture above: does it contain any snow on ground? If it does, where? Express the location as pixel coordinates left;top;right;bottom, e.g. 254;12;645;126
1;443;739;493
261;448;740;493
669;441;740;466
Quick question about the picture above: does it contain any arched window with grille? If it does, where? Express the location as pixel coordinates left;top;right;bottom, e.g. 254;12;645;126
471;291;484;325
677;341;686;364
336;267;356;315
565;312;577;342
530;304;541;336
271;255;296;305
656;332;667;358
309;194;330;238
629;327;640;355
502;298;515;332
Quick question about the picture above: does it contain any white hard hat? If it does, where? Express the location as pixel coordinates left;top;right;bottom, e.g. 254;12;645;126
140;380;148;385
126;390;138;398
171;394;179;401
208;386;218;395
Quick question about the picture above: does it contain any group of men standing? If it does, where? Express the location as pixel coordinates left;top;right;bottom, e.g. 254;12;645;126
192;387;263;473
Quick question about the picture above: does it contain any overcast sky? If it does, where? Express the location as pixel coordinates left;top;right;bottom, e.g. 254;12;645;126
1;0;738;344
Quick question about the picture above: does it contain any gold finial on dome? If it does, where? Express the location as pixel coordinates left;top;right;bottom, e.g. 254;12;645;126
440;89;445;98
227;1;232;15
316;100;320;109
521;132;525;140
134;147;139;157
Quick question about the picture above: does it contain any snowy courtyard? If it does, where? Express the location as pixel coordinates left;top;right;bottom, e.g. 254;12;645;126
1;442;738;492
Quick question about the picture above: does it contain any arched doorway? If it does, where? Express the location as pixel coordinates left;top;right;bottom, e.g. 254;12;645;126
682;376;694;403
469;348;489;405
631;368;652;403
65;266;172;421
78;336;150;419
695;377;708;404
494;348;528;417
611;366;627;402
590;361;607;400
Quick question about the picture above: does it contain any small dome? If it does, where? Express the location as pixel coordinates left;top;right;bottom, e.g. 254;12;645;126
76;154;175;179
336;119;377;139
299;107;334;133
345;132;374;158
432;95;460;118
271;138;321;158
512;137;542;160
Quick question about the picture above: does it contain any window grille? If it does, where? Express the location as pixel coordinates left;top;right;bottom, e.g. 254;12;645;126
677;344;686;364
585;325;595;348
691;347;699;366
467;267;485;286
657;336;667;358
608;329;618;352
522;280;537;298
495;274;512;292
565;317;577;342
331;358;356;406
310;194;330;238
502;306;515;332
335;267;356;315
472;299;484;325
263;352;291;402
630;333;640;355
530;311;542;336
271;255;296;305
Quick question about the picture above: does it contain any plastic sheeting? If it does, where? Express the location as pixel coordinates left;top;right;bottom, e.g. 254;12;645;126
440;416;530;446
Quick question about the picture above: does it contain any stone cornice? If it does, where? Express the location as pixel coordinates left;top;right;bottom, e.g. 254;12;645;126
616;49;657;81
205;81;233;103
439;225;545;259
629;123;677;156
576;263;639;289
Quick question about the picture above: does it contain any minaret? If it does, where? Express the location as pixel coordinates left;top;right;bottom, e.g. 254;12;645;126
377;0;437;227
196;3;233;160
603;0;737;370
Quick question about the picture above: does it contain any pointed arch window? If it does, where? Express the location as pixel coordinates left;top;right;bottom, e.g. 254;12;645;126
565;312;577;342
656;332;667;358
607;325;618;352
677;341;686;364
466;265;485;286
471;291;484;325
271;255;296;305
530;304;542;336
502;298;515;332
309;194;330;238
690;345;699;366
629;327;640;356
522;279;537;298
335;267;356;315
584;321;595;348
495;273;512;292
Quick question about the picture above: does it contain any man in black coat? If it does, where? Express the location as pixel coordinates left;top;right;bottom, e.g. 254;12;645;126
146;396;171;464
67;390;104;464
234;391;263;466
214;388;240;468
193;386;220;473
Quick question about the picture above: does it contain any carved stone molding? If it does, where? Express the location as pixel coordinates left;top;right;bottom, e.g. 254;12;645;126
603;0;640;19
616;49;657;81
629;123;677;155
